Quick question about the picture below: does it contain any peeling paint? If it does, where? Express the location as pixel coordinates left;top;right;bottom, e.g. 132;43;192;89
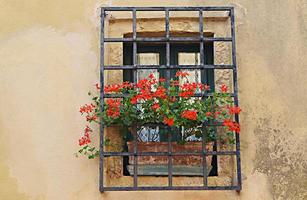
254;117;307;200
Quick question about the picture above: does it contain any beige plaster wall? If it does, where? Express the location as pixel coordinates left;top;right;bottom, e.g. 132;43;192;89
0;0;306;200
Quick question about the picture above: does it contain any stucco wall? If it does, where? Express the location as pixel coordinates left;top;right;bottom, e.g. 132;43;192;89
0;0;306;200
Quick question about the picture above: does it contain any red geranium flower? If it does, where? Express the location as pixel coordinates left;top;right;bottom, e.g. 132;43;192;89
206;112;212;117
175;71;189;78
163;117;174;126
227;106;241;114
159;78;166;83
149;73;155;79
181;110;198;121
223;119;240;133
106;99;121;119
79;104;95;114
151;103;160;111
220;84;228;93
95;83;100;90
204;84;210;91
214;111;221;118
153;86;167;99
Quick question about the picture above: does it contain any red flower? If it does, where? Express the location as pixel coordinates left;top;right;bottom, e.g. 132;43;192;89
206;112;212;117
204;84;210;91
104;84;122;93
171;80;180;87
79;104;95;114
149;73;155;79
227;106;241;114
179;91;194;98
84;125;92;133
163;117;174;126
122;81;134;89
95;83;100;90
79;127;92;146
220;84;228;93
151;103;160;111
223;119;233;127
130;96;138;105
106;99;121;119
181;110;198;121
159;78;166;83
170;97;177;102
175;71;189;78
153;86;167;99
230;122;240;133
214;111;221;118
86;114;98;122
223;119;240;133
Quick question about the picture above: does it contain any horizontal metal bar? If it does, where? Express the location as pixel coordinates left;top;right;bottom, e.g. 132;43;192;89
103;7;233;11
102;185;239;191
102;151;237;157
104;37;232;42
105;122;226;127
103;93;235;98
104;64;234;70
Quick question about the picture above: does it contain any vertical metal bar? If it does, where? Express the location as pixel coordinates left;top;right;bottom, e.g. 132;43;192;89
202;126;208;188
165;8;171;87
165;8;172;188
230;7;242;190
168;126;173;188
132;9;138;83
133;126;138;188
199;9;205;65
132;8;138;189
99;8;105;192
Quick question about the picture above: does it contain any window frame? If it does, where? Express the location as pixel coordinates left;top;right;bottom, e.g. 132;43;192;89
100;6;241;192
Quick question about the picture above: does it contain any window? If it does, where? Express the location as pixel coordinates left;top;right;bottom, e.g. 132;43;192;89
100;6;241;192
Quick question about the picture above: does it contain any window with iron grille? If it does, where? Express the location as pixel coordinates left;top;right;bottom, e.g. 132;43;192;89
100;6;241;192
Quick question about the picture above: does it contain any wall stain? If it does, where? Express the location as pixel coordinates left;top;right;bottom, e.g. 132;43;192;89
254;118;307;200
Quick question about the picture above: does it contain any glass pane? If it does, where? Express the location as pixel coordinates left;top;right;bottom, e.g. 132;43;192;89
178;53;201;84
178;53;202;142
136;53;160;141
137;53;159;80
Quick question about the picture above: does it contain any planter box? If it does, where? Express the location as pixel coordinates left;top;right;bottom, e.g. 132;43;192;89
127;141;213;165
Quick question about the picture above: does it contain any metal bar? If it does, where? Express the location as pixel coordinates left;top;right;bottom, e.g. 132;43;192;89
104;122;231;127
202;127;208;188
103;7;233;11
102;186;240;191
104;93;235;98
104;37;232;42
103;150;237;156
104;64;234;70
99;8;105;192
132;8;138;189
165;8;171;87
230;7;242;191
165;9;173;187
167;127;173;187
132;9;137;83
133;127;138;188
106;122;226;126
199;9;205;66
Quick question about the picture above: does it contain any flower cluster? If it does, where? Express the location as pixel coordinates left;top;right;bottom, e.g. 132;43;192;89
223;119;241;133
106;99;121;119
77;72;242;159
78;126;92;146
181;110;198;121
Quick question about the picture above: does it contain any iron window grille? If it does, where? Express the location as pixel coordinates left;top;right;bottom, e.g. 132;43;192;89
100;6;241;192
